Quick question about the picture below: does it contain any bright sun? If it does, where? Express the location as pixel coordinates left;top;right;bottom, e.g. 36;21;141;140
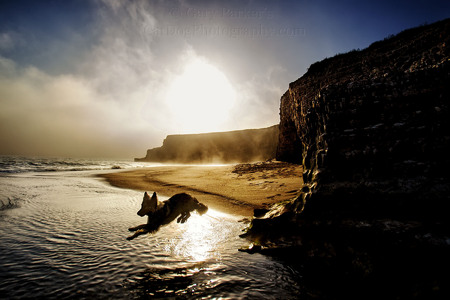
166;59;236;133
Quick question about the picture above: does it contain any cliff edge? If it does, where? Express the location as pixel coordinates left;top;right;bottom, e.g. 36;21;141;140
136;125;278;164
243;19;450;299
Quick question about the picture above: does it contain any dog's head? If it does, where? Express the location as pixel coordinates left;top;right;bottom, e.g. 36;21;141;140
196;201;208;215
137;192;158;217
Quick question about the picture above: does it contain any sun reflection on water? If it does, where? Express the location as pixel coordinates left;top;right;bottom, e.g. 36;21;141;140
165;209;239;262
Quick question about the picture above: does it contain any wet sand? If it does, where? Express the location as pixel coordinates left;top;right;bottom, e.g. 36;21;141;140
99;161;303;216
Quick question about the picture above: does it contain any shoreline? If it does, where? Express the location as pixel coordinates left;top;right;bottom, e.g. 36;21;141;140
98;161;303;216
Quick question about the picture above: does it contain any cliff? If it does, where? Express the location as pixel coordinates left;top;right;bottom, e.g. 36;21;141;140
135;125;278;163
243;19;450;299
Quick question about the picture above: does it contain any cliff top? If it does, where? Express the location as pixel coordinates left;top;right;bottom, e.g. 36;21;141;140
166;125;278;139
290;18;450;91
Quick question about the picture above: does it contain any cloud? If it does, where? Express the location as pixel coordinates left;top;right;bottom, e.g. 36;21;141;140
0;33;15;51
82;0;284;132
0;59;153;158
0;0;289;158
0;56;16;75
0;1;169;158
228;65;286;128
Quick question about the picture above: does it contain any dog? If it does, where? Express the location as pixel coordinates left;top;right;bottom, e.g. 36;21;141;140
127;192;208;240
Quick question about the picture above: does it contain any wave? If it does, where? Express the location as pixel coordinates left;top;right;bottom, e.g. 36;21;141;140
0;156;157;174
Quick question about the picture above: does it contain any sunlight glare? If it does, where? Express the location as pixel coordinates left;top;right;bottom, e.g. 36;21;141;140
166;59;236;133
172;209;237;262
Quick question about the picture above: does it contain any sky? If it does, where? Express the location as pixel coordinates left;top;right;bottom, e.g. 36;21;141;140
0;0;449;159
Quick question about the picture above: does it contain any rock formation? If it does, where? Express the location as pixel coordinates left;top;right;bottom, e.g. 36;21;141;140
135;125;278;164
242;19;450;299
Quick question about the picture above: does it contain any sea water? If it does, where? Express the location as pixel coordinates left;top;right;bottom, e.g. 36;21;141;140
0;156;302;299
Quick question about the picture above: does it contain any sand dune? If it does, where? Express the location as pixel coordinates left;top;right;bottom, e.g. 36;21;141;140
99;161;302;216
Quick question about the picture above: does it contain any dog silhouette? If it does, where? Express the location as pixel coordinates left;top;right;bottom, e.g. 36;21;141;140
127;192;208;240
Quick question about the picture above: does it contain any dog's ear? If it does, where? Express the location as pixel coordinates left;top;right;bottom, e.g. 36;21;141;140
150;192;158;210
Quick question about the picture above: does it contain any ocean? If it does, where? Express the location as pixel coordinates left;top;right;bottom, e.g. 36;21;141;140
0;156;302;299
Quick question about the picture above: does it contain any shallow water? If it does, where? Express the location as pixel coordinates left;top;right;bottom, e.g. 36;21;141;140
0;171;302;299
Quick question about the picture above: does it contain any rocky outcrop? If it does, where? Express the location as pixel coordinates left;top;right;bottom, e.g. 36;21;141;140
243;19;450;299
136;125;278;163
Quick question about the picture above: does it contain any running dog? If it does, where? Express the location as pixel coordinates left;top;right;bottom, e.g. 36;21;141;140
127;192;208;240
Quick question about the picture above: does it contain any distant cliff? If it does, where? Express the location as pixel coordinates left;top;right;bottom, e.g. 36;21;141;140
135;125;278;163
243;19;450;298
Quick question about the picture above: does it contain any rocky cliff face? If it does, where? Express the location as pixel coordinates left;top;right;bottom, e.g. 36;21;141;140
275;19;450;220
243;19;450;299
136;125;278;163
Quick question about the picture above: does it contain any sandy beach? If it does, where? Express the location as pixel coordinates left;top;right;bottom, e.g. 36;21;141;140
99;161;303;216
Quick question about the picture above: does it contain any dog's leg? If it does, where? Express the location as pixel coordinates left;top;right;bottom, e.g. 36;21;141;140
177;212;186;223
182;212;191;223
177;212;191;223
127;228;149;240
128;224;147;232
